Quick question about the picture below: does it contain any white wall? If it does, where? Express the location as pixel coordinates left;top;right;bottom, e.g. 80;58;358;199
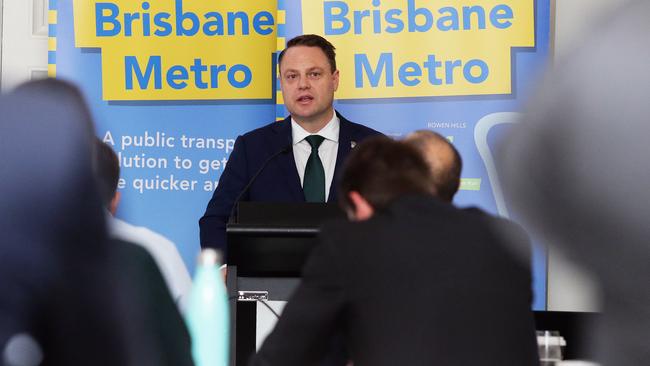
0;0;49;92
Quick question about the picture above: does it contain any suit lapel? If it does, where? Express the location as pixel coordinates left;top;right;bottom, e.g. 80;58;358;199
271;117;305;202
329;113;357;202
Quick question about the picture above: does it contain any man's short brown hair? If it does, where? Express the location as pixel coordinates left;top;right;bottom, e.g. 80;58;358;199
339;136;435;213
278;34;337;73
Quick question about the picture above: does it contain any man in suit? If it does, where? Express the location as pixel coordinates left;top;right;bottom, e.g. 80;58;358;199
405;129;533;280
199;34;382;251
405;130;462;203
251;137;539;366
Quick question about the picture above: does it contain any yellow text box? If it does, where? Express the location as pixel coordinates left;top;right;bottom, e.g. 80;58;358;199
73;0;277;101
302;0;535;99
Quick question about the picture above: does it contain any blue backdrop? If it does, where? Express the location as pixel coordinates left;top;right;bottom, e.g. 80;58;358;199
52;0;550;310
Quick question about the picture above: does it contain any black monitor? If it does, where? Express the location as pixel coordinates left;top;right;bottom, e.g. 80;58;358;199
226;202;344;276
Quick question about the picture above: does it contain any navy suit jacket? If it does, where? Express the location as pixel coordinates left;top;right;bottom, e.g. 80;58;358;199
199;112;382;251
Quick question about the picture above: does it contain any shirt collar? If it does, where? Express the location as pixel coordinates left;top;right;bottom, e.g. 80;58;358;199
291;112;340;145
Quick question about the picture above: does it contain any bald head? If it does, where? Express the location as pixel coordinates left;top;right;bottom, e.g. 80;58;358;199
404;130;462;202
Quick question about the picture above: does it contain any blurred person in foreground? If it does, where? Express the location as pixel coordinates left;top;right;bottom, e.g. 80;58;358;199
500;1;650;365
94;137;192;311
0;81;128;365
0;78;194;366
92;138;195;366
251;136;539;366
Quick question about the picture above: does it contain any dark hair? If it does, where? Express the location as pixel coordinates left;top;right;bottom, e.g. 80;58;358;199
339;136;435;212
93;138;120;207
405;130;462;202
14;78;95;138
278;34;337;73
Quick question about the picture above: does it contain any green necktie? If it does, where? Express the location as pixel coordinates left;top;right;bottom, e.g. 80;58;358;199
303;135;326;202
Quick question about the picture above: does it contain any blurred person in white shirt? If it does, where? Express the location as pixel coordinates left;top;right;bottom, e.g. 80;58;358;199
94;137;192;311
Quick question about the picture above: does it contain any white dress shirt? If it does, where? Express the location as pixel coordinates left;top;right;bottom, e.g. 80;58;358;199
291;113;340;201
108;216;193;312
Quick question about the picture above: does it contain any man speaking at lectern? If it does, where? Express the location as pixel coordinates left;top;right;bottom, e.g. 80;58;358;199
200;34;381;251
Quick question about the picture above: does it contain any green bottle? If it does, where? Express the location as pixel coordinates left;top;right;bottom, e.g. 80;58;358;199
186;249;229;366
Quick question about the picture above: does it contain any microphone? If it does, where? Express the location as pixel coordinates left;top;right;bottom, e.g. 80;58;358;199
228;143;292;224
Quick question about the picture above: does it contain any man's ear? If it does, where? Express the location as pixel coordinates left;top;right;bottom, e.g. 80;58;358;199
347;191;374;221
109;191;121;216
332;69;340;91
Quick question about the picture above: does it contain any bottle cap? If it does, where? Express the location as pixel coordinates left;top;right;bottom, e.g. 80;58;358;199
197;248;222;266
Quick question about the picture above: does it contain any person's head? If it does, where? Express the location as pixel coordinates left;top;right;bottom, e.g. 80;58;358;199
404;130;462;202
278;34;339;132
14;78;96;140
1;84;130;365
93;138;121;215
339;136;435;220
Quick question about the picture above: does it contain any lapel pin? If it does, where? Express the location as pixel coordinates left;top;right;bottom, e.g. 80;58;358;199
351;141;357;149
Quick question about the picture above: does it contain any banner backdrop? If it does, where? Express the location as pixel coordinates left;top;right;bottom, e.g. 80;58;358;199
51;0;550;310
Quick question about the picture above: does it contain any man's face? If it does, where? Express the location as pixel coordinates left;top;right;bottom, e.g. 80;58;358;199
279;46;339;127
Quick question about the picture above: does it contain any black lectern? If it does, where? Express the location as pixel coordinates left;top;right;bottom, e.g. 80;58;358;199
226;202;344;366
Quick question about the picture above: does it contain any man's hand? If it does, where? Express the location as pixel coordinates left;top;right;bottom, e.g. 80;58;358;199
221;265;227;284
